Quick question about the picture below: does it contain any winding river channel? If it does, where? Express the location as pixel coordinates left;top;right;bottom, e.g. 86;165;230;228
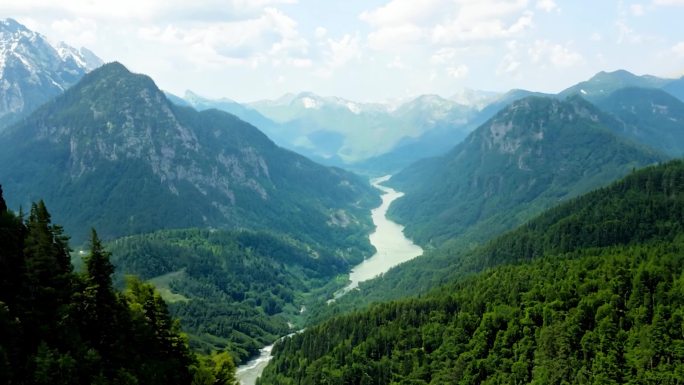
235;175;423;384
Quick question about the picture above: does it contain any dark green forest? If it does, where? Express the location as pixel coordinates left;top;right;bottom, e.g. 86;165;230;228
0;187;237;385
388;96;663;248
311;157;684;322
107;228;357;363
259;160;684;384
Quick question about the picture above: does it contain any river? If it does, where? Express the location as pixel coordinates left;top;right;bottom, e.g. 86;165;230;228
235;175;423;384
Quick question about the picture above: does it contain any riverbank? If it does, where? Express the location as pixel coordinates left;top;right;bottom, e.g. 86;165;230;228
235;175;423;384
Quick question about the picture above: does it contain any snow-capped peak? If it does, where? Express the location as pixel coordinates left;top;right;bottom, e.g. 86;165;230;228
0;18;103;124
301;96;321;109
54;42;103;71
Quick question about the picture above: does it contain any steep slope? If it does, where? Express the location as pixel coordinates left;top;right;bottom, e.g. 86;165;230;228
107;228;352;362
388;96;664;248
261;160;684;385
180;90;312;163
559;69;670;102
0;18;102;128
0;62;378;253
595;87;684;157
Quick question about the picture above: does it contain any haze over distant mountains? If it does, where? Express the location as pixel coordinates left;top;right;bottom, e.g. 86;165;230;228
171;69;684;175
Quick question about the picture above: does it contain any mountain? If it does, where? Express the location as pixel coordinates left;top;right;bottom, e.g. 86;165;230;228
107;227;363;362
596;87;684;157
0;62;378;253
259;161;684;385
179;90;306;161
387;96;664;248
449;88;500;109
352;95;476;174
0;18;102;128
0;191;211;385
474;89;553;125
559;69;671;102
249;92;476;165
249;92;397;163
662;76;684;102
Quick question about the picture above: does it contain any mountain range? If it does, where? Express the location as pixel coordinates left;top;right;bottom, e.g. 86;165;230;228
180;90;480;172
1;19;683;384
388;95;664;248
0;62;378;254
260;160;684;384
0;18;102;128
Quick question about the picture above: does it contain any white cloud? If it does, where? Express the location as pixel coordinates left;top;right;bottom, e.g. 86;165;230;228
0;0;298;22
387;56;410;69
529;40;584;68
361;0;534;49
672;41;684;57
432;10;533;44
315;27;327;39
430;48;457;65
367;24;424;50
615;20;644;44
653;0;684;5
135;7;308;69
49;17;98;47
590;32;603;41
536;0;557;12
630;4;646;15
359;0;446;27
447;64;469;78
317;34;361;77
497;40;522;75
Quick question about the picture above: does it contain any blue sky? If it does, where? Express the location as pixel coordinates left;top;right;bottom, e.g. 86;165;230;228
3;0;684;102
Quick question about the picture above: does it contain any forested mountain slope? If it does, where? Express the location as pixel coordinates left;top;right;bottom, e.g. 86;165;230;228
596;87;684;157
260;160;684;385
107;228;357;363
0;188;236;385
0;62;378;252
388;96;663;248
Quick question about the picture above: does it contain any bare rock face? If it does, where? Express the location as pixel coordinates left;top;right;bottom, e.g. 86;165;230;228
0;18;102;128
0;62;378;248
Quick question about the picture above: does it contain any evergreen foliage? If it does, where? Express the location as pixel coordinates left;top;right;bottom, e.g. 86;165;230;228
107;228;353;363
0;62;378;249
0;192;233;384
261;160;684;384
596;87;684;157
388;96;664;248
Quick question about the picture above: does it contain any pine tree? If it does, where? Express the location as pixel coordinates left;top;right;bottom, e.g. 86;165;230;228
22;201;74;346
80;229;120;365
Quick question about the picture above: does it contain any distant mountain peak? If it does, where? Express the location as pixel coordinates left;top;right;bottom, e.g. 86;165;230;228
0;18;28;33
560;69;671;102
0;18;103;127
0;64;378;247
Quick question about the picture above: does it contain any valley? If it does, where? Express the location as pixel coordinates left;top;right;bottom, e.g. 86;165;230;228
337;175;423;296
236;175;423;384
0;12;683;385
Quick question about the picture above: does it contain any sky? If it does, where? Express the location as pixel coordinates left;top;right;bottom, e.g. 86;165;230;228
3;0;684;102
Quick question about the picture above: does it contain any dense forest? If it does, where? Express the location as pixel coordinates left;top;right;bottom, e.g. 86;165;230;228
387;96;663;249
260;160;684;384
107;228;355;362
311;160;684;321
0;186;237;385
